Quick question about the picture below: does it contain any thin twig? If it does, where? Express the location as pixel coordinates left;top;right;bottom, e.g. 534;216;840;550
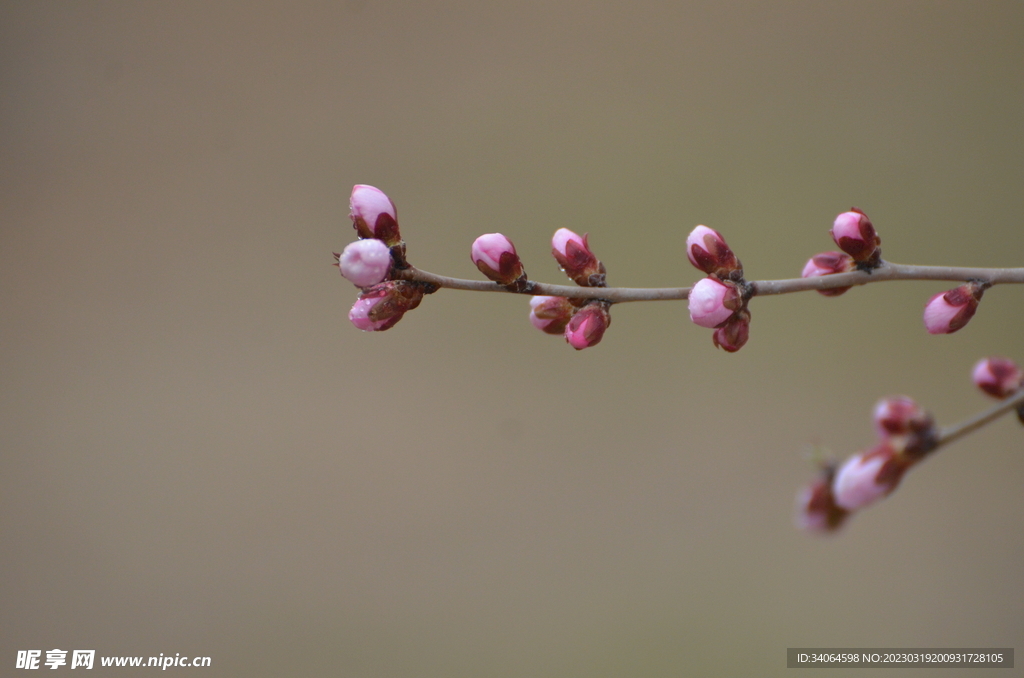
937;388;1024;448
393;261;1024;303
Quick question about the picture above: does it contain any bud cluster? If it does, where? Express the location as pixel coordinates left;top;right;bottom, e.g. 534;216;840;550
797;356;1024;533
796;394;938;534
800;209;994;335
685;226;751;352
531;228;611;350
795;352;1024;534
340;185;434;331
800;208;880;295
467;226;613;349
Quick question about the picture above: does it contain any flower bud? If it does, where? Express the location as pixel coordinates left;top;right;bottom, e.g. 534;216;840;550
972;357;1023;399
349;296;402;332
712;309;750;352
832;442;909;511
795;470;849;534
529;296;574;335
872;396;934;440
552;228;606;287
564;302;611;350
686;225;743;280
830;208;880;267
688;277;742;329
801;251;855;296
471;233;527;288
336;239;392;287
923;282;985;334
349;184;401;246
347;281;426;332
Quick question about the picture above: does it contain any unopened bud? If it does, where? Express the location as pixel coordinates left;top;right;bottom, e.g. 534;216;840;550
337;238;392;287
471;233;527;288
923;282;985;334
688;277;743;329
872;396;934;440
832;442;909;511
350;185;401;246
830;208;880;267
349;295;402;332
552;228;606;287
712;309;750;352
347;281;426;332
686;225;743;280
529;296;574;335
564;302;611;350
795;469;849;534
972;357;1023;399
801;251;855;296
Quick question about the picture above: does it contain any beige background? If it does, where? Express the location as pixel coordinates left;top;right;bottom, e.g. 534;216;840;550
2;2;1023;676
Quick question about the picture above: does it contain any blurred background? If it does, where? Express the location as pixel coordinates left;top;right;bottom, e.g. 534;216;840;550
2;1;1022;676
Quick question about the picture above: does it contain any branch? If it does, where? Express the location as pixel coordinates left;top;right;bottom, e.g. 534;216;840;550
937;386;1024;448
393;261;1024;303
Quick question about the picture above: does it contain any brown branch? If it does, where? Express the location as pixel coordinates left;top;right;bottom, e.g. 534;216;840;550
393;261;1024;303
937;387;1024;448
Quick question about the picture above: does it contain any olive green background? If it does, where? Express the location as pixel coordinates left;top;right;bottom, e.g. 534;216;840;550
2;2;1022;676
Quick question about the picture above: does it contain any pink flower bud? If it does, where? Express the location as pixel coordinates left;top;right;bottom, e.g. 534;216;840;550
872;396;934;440
972;357;1023;399
337;238;392;287
795;472;849;534
688;277;742;329
349;185;401;246
830;208;880;266
712;309;750;352
832;442;909;511
471;233;526;287
529;296;574;335
686;225;742;279
347;281;426;332
923;282;984;334
552;228;606;287
564;302;611;350
349;295;401;332
801;251;855;296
